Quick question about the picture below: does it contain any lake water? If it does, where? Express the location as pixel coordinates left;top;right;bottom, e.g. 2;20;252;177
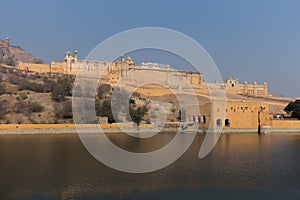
0;133;299;200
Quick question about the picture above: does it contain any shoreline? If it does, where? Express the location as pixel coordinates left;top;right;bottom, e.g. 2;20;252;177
0;125;300;135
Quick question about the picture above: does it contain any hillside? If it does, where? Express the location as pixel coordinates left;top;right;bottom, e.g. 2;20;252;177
0;37;43;66
0;66;150;124
0;66;73;124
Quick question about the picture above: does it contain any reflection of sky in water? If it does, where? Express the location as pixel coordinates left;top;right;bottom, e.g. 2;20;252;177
0;133;299;199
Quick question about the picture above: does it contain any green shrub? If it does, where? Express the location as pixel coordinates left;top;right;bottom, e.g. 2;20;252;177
98;100;115;123
0;84;5;95
14;101;28;113
62;101;73;119
51;76;72;102
0;100;7;119
284;100;300;119
128;106;148;126
18;92;28;100
97;84;111;99
42;78;54;93
19;79;43;92
8;75;19;85
54;101;73;119
4;57;16;66
29;102;44;112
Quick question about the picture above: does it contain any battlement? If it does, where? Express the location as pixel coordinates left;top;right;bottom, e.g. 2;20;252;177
226;78;269;97
15;51;269;97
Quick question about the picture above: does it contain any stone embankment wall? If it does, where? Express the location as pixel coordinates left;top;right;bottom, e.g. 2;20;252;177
270;120;300;129
0;124;155;134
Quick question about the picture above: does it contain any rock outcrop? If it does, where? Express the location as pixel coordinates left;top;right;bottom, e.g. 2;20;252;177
0;37;43;66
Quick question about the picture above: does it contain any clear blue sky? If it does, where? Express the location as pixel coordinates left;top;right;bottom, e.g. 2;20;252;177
1;0;299;97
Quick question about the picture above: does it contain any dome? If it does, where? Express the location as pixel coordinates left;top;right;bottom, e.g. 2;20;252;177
66;51;71;57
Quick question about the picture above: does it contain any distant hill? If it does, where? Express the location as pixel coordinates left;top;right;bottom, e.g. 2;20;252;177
0;37;43;66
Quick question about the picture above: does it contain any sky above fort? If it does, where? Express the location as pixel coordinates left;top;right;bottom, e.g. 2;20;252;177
1;0;299;97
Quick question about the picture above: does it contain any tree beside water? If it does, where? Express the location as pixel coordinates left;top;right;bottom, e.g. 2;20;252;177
284;100;300;119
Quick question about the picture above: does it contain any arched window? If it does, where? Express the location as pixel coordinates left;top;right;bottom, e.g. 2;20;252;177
198;115;201;123
180;108;186;122
225;119;230;127
216;119;222;127
202;115;206;124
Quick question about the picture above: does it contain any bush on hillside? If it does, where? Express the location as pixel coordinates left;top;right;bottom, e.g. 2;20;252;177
18;92;28;100
61;101;73;119
55;101;73;119
51;76;72;102
28;102;44;113
0;84;5;95
98;100;115;124
0;100;7;119
19;79;43;92
97;84;111;99
42;77;54;93
14;101;28;114
4;57;16;66
8;75;19;85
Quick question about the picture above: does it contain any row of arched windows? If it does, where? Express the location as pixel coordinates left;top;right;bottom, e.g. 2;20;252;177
216;119;231;127
190;115;230;127
191;115;206;124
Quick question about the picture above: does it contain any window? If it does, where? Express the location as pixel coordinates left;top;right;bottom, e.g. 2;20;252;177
180;108;186;122
216;119;222;127
225;119;230;127
202;115;206;124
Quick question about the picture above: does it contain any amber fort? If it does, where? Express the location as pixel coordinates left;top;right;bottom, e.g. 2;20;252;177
17;50;270;97
1;37;300;133
10;50;299;132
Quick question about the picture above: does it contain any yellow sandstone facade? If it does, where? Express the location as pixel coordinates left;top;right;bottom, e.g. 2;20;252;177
17;51;269;97
185;100;271;129
14;51;297;132
17;51;204;89
183;100;300;132
18;62;50;73
226;78;269;97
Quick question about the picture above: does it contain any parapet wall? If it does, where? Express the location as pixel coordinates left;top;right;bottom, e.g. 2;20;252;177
226;78;269;97
270;120;300;129
18;62;50;73
0;122;299;133
0;123;154;130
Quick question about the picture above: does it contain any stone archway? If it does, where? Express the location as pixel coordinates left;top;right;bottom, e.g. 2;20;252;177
216;119;222;127
225;119;230;127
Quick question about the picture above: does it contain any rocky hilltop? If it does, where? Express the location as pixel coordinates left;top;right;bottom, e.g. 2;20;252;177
0;37;43;66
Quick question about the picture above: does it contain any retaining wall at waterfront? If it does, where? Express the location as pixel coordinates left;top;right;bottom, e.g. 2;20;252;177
270;120;300;129
0;123;299;134
0;124;155;134
0;123;155;129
